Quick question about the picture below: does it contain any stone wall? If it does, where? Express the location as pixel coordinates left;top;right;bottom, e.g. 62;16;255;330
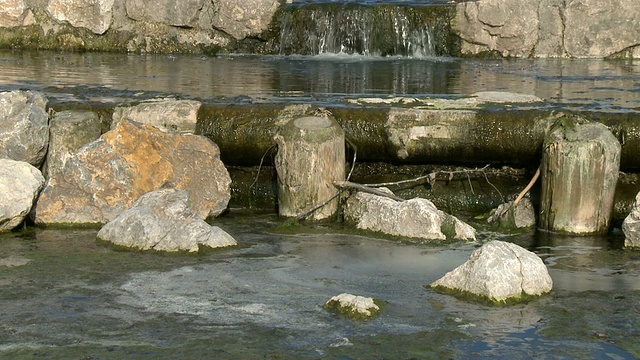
455;0;640;58
0;0;281;53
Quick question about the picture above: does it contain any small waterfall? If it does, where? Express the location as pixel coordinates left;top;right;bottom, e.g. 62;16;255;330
277;4;454;57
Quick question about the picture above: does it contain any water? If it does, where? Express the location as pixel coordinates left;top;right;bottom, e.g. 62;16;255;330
0;214;639;358
0;51;639;112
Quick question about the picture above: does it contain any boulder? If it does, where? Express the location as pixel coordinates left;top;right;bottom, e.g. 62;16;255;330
46;0;115;35
43;110;102;179
0;90;49;167
211;0;280;40
0;0;34;27
430;240;553;303
487;198;536;229
112;99;201;134
454;0;640;58
33;119;231;226
324;293;381;320
0;159;45;232
125;0;206;28
344;189;476;241
97;188;237;252
622;192;640;249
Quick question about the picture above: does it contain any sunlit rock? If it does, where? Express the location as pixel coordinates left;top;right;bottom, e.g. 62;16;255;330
0;0;34;27
46;0;115;35
43;110;101;179
430;240;553;304
623;192;640;249
454;0;640;58
33;119;231;226
0;159;45;232
324;293;381;320
125;0;205;28
97;188;236;252
0;90;49;167
112;99;201;134
344;189;476;242
211;0;280;40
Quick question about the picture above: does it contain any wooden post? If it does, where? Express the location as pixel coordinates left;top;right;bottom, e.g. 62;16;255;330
539;117;621;234
274;116;345;220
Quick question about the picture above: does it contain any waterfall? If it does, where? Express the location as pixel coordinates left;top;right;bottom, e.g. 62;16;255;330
277;4;453;58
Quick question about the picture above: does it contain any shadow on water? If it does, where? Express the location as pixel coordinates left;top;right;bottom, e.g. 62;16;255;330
0;213;639;358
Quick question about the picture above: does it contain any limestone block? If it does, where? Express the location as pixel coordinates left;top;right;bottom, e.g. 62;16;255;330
430;240;553;303
0;90;49;167
47;0;115;34
97;188;237;252
112;99;201;133
211;0;280;40
33;119;231;226
0;159;45;232
125;0;206;28
344;190;476;241
43;110;101;179
0;0;34;27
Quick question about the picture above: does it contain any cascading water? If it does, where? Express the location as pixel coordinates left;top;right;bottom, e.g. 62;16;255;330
276;4;454;57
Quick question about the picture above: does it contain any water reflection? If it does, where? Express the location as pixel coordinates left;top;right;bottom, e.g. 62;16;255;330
1;51;639;111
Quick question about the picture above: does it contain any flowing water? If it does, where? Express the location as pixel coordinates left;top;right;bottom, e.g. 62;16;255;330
1;214;639;359
1;12;640;357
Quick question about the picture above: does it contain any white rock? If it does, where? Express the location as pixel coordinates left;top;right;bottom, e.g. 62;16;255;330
430;240;552;303
112;99;201;134
0;159;45;232
97;188;237;252
47;0;115;35
325;293;380;317
344;190;476;241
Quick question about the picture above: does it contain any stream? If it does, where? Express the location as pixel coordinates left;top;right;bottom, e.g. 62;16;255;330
1;47;640;358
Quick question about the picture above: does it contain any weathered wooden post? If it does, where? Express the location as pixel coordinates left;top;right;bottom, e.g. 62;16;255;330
539;116;621;234
274;116;345;220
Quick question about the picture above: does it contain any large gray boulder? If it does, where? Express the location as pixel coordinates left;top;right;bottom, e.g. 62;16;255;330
622;192;640;249
43;110;102;179
430;240;553;303
211;0;280;40
0;90;49;167
97;188;237;252
112;99;201;134
344;190;476;241
33;119;231;226
0;159;45;232
454;0;640;58
47;0;115;35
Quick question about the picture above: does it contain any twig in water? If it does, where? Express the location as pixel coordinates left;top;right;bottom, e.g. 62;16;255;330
483;171;504;203
335;181;405;202
296;190;342;221
250;144;277;190
345;138;357;182
362;165;490;188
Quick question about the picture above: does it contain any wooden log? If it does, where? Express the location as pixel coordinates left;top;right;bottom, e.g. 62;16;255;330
274;116;345;220
539;117;621;234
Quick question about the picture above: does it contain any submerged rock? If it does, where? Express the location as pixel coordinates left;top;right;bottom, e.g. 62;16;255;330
623;192;640;249
0;90;49;167
33;119;231;226
487;198;536;229
430;240;553;304
344;189;476;242
0;159;45;232
97;188;237;252
324;293;381;320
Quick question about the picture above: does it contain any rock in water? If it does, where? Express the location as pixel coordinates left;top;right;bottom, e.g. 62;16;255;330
430;240;552;303
344;190;476;241
33;119;231;226
623;192;640;249
324;293;381;320
0;159;45;232
0;90;49;167
97;188;237;252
